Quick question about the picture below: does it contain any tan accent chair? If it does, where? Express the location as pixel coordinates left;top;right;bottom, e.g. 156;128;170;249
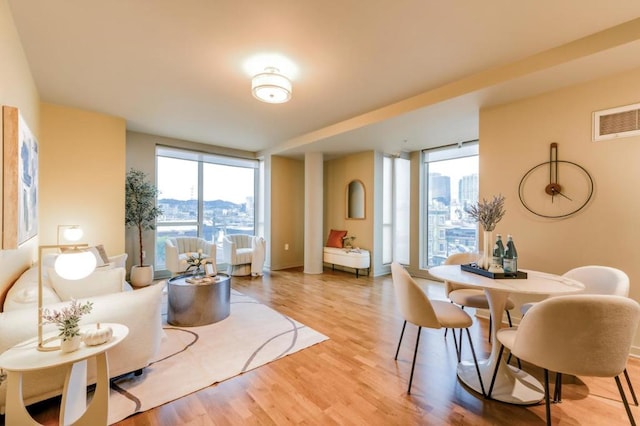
521;265;630;315
488;295;640;425
223;234;266;276
165;237;216;276
519;265;636;405
444;252;515;339
391;262;485;395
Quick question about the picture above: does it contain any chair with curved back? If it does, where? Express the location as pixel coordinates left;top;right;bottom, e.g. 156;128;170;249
165;237;216;276
444;252;515;341
391;262;485;395
223;234;266;276
519;265;636;405
488;295;640;425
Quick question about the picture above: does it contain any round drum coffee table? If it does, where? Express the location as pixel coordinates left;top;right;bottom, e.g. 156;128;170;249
167;273;231;326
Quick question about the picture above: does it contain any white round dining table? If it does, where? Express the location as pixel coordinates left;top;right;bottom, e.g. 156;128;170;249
428;265;584;404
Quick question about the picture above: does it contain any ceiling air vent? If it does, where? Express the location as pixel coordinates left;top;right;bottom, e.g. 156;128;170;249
593;102;640;142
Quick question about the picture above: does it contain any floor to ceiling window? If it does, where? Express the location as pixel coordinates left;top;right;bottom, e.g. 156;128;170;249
382;155;410;265
155;146;259;273
422;141;479;268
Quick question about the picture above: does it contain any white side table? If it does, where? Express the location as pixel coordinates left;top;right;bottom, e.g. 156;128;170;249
0;323;128;425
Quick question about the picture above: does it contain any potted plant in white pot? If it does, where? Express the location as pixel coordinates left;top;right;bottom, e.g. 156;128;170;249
125;168;163;287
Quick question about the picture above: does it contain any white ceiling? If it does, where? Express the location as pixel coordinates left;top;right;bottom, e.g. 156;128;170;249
8;1;640;159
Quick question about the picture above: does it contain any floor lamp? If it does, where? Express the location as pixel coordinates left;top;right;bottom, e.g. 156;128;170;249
38;227;96;351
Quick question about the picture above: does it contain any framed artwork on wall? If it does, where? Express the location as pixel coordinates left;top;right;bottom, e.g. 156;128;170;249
3;105;38;249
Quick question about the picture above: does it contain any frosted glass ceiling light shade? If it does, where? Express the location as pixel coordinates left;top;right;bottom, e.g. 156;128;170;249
252;67;292;104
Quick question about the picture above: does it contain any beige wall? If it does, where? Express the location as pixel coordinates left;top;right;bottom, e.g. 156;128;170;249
480;66;640;352
0;0;40;304
324;151;375;274
39;103;126;254
270;155;305;270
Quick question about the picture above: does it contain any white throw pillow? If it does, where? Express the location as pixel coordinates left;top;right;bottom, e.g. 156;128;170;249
3;267;62;311
48;267;126;301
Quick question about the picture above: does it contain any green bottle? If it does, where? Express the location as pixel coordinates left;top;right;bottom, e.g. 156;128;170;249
503;235;518;273
492;234;504;267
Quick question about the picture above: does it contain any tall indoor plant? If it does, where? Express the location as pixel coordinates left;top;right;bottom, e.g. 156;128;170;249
125;168;162;287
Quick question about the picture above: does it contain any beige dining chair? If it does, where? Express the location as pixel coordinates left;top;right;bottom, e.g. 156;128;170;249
391;262;485;395
519;265;636;405
488;295;640;425
444;252;515;341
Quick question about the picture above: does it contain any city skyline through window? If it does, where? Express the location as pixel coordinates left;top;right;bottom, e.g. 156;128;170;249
423;143;479;268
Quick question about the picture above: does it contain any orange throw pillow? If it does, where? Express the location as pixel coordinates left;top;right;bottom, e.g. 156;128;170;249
326;229;348;248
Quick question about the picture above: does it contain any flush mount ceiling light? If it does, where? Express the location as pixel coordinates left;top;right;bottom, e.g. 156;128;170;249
252;67;292;104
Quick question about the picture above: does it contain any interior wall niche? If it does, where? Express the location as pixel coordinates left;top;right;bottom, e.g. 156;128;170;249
346;179;365;219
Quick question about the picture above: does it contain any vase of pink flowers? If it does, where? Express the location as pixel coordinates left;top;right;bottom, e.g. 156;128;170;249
41;299;93;353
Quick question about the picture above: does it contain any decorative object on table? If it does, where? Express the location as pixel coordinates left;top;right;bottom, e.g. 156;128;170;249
41;299;93;353
503;235;518;273
492;234;505;268
465;194;506;270
461;263;527;279
38;236;97;351
342;234;356;248
2;105;38;250
185;249;206;276
518;142;594;218
82;323;113;346
125;168;163;287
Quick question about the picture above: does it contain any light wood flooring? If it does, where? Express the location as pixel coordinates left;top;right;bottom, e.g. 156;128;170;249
21;267;640;425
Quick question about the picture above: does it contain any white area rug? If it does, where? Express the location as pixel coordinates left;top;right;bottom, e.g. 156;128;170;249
107;289;329;424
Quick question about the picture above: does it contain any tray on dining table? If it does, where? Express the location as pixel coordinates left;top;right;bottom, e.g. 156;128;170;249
460;263;528;279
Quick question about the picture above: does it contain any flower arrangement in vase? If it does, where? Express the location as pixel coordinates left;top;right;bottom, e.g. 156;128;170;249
342;235;356;249
465;194;506;270
185;249;207;276
41;299;93;352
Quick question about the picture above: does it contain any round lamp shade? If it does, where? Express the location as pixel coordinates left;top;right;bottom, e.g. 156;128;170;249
54;249;97;280
252;67;292;104
62;226;84;242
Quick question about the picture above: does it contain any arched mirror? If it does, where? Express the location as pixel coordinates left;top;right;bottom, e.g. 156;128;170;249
346;180;365;219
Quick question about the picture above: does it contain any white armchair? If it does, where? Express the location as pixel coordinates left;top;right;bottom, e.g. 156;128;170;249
223;234;266;276
165;237;216;276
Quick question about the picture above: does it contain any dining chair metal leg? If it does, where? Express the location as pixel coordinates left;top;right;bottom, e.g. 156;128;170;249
624;368;638;406
487;344;505;398
615;375;637;426
465;328;486;397
394;320;407;360
451;325;461;362
544;369;552;425
407;326;422;394
553;372;562;403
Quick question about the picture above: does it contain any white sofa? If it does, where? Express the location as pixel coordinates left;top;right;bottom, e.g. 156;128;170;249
0;253;164;413
165;237;216;276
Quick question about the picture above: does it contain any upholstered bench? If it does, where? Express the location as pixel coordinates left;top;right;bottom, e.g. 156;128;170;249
323;247;370;278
